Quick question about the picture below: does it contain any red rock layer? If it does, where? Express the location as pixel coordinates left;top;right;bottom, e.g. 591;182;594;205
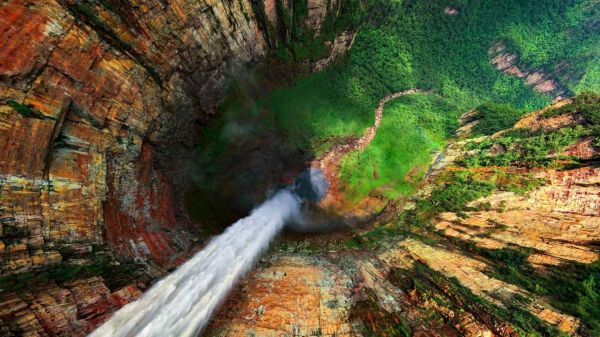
0;0;354;274
0;277;141;337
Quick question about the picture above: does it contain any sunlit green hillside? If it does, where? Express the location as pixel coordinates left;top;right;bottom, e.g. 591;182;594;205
189;0;599;208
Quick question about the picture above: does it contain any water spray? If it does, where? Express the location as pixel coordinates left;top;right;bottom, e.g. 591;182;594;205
89;169;328;337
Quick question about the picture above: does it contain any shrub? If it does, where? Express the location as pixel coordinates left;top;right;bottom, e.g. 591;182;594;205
541;92;600;124
7;100;45;119
459;126;585;168
471;103;524;136
416;171;495;215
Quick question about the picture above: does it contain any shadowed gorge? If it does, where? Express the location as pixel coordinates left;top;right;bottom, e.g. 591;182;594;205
1;0;599;336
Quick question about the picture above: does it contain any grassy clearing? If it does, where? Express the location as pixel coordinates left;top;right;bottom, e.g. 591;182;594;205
267;71;376;155
339;94;460;201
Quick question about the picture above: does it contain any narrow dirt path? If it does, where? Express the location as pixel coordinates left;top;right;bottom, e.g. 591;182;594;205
313;88;428;209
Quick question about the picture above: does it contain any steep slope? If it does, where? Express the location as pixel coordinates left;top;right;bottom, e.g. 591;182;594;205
0;0;359;334
0;0;357;272
206;95;600;337
1;1;599;336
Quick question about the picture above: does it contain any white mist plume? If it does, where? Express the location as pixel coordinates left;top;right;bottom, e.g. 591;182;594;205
89;190;300;337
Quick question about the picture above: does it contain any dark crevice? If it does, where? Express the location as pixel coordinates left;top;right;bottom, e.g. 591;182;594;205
43;100;71;179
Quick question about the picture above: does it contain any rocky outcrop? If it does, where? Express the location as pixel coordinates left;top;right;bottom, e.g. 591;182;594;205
489;42;570;100
208;255;354;337
380;239;582;335
0;277;141;337
435;165;600;267
0;0;357;275
314;31;357;71
206;98;599;337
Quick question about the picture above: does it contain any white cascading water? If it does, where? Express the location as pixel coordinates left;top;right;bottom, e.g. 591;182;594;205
89;189;301;337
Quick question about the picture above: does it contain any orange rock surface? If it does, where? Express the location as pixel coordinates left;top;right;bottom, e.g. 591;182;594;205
1;1;356;333
208;255;354;337
0;0;354;273
0;277;141;336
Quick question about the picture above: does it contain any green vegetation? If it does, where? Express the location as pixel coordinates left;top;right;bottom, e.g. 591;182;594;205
414;169;543;217
269;0;364;63
190;0;600;222
339;94;460;200
267;71;377;154
459;126;587;168
0;247;144;293
346;168;544;250
390;264;569;337
7;100;47;119
0;225;28;245
463;245;600;336
416;171;495;215
493;1;600;94
305;0;597;200
470;103;524;136
541;92;600;125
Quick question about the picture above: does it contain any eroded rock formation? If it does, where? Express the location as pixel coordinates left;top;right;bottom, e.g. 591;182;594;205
489;42;570;100
0;0;356;273
0;277;142;336
207;99;599;337
1;1;357;334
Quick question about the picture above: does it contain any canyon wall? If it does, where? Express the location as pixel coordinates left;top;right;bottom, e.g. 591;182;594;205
0;0;357;275
0;1;358;334
207;98;600;337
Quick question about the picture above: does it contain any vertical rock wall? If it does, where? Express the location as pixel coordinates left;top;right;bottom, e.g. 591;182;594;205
0;0;357;274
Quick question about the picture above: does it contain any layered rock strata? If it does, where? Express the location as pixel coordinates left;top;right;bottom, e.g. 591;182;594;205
207;99;599;337
489;42;570;100
1;1;357;334
0;0;356;275
0;277;142;337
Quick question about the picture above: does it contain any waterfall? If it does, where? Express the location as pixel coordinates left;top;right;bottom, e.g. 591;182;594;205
89;189;300;337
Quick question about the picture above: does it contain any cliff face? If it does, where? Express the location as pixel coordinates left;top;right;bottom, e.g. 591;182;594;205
0;1;357;334
0;277;142;337
206;98;600;337
0;0;356;275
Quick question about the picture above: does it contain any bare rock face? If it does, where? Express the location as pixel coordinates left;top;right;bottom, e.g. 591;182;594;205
0;0;264;273
380;239;582;335
314;31;357;71
208;255;354;337
206;99;598;337
0;0;357;275
436;165;600;267
0;277;142;336
488;42;570;100
1;2;357;333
